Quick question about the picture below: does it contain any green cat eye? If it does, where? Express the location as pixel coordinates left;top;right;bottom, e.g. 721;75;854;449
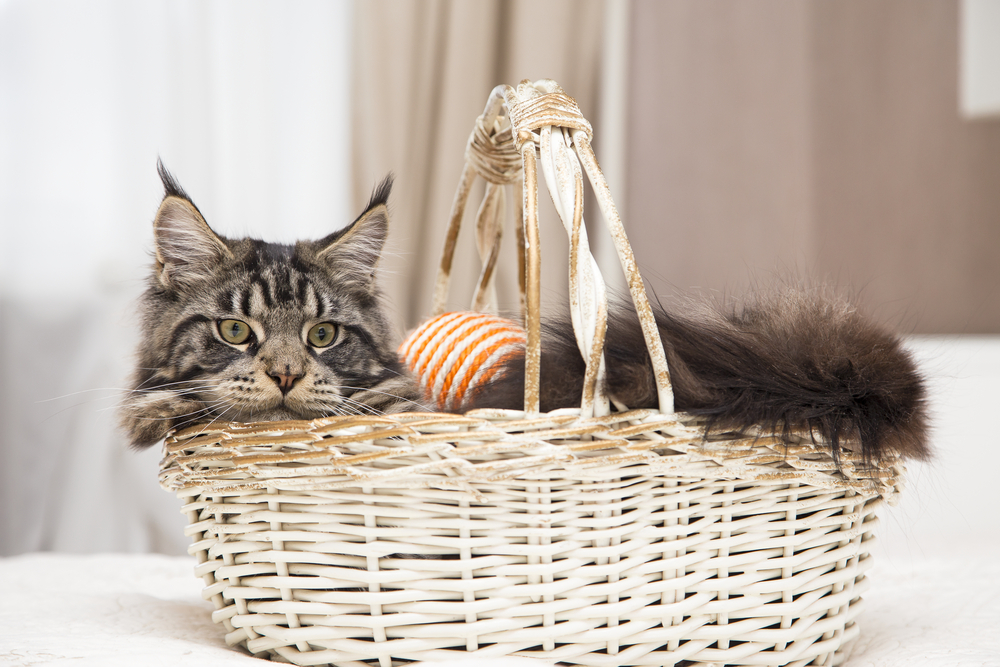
218;319;252;345
308;322;338;347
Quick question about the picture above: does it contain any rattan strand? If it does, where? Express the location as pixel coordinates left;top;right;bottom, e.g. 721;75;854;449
466;118;521;186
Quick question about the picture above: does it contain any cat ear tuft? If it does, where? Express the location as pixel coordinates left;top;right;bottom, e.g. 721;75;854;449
152;164;232;288
366;173;393;211
157;158;192;200
314;176;392;289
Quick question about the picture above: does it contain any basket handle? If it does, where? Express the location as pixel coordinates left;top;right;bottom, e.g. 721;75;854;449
432;80;674;417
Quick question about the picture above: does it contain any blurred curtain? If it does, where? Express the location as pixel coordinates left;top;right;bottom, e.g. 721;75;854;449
350;0;611;329
0;0;353;556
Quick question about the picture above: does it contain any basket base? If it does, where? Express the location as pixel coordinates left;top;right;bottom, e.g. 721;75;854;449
179;473;882;667
234;636;860;667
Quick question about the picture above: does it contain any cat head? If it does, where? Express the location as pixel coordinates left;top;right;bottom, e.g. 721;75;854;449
119;162;422;449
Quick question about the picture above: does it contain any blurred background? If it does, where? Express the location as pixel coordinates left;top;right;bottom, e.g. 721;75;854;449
1;0;998;556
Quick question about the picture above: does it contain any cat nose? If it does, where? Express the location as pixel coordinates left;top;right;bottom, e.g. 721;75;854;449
269;371;302;394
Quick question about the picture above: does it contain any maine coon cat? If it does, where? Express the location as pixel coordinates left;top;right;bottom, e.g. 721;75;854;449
121;164;928;463
119;163;424;449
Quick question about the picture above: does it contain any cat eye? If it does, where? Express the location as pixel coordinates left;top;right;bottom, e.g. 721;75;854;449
307;322;339;347
218;319;252;345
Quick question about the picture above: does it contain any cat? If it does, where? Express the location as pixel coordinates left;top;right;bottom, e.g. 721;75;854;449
121;163;928;464
119;162;425;449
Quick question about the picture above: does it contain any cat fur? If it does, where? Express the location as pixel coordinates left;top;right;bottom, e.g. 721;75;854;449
467;292;929;464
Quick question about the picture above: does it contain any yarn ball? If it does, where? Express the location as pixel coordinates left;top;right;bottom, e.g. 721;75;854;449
399;311;526;412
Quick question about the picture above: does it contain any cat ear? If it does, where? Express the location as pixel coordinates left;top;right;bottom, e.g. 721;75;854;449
152;163;232;288
314;176;392;290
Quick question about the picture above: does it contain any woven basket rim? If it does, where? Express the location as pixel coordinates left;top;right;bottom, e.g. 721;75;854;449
160;409;902;501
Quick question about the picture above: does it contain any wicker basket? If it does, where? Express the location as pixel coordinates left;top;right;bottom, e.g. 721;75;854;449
160;80;904;667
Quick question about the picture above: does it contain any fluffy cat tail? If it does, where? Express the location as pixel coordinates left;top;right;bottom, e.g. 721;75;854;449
468;289;929;464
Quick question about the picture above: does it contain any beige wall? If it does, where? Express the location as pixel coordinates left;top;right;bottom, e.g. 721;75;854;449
626;0;1000;333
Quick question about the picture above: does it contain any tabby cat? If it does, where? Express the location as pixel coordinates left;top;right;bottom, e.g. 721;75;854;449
121;164;928;463
119;163;424;449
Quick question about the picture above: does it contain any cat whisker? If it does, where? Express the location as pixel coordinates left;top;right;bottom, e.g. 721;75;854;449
38;388;142;403
42;386;212;422
129;380;220;392
38;382;214;410
328;403;368;418
102;385;223;415
131;375;219;391
333;384;433;412
330;395;384;416
134;400;232;425
170;398;240;430
199;402;241;429
330;393;395;417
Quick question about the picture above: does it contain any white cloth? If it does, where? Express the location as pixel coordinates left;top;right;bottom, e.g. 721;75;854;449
847;544;1000;666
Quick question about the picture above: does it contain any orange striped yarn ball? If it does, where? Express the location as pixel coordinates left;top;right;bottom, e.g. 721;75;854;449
399;312;526;413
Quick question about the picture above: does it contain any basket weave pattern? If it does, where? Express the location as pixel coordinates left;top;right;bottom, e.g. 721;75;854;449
161;80;904;666
163;410;900;666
